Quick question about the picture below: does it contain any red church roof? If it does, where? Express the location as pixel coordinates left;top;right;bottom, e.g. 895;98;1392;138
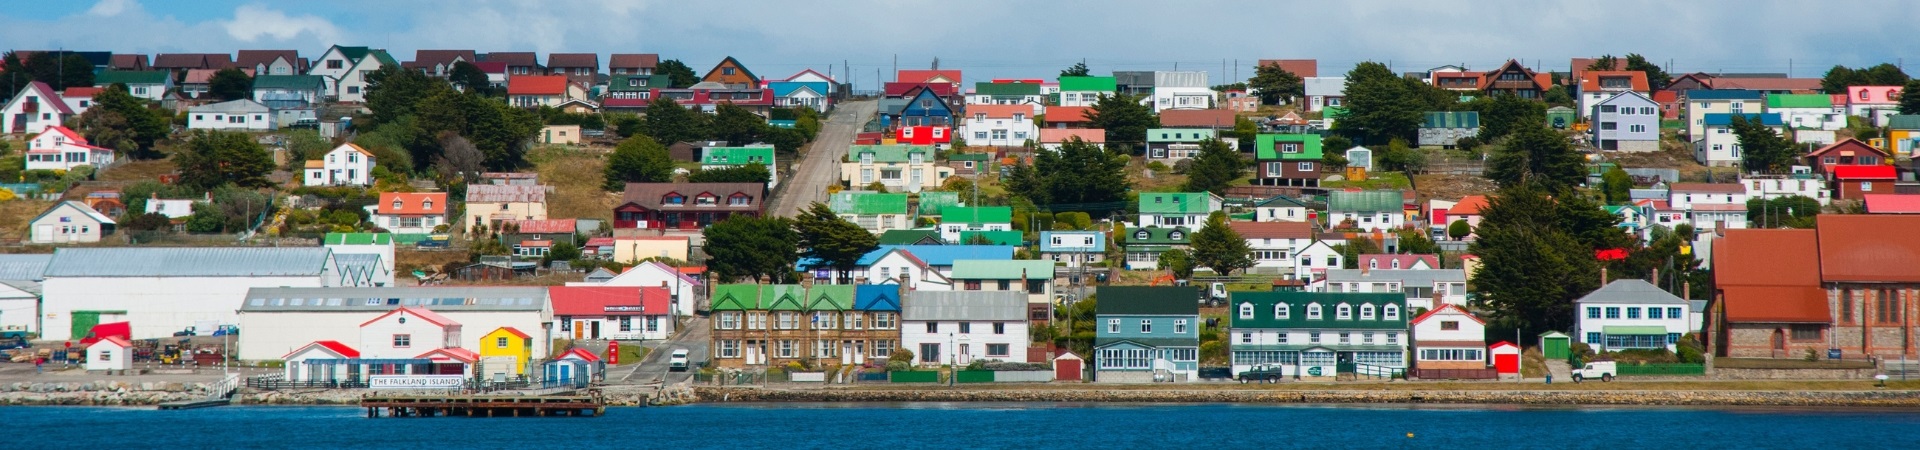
283;340;361;359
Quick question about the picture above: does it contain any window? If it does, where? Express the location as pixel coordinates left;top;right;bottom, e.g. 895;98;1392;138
777;340;794;358
1274;304;1289;319
1626;307;1641;319
1862;182;1873;192
1336;304;1352;320
1587;307;1601;319
1307;303;1322;320
1278;333;1290;344
1440;321;1460;331
723;67;736;75
1629;124;1647;133
1140;319;1153;333
920;344;941;363
975;132;987;140
1668;307;1683;319
987;344;1010;357
392;334;411;348
1339;332;1351;344
874;340;894;358
993;322;1005;334
1107;319;1119;333
1239;303;1254;319
1605;307;1621;319
1790;325;1821;341
1586;332;1602;344
1360;304;1375;320
1386;332;1398;344
1648;308;1663;319
1667;333;1681;345
1309;332;1321;344
959;322;971;334
875;312;895;329
327;59;344;69
1174;319;1187;334
926;322;938;333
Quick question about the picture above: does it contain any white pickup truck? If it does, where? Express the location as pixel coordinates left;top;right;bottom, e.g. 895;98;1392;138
1571;361;1616;383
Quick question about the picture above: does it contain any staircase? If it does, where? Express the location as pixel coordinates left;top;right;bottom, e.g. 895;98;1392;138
1545;360;1573;382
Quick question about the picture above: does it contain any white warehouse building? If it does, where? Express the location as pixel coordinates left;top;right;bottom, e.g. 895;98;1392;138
235;286;552;362
38;247;366;341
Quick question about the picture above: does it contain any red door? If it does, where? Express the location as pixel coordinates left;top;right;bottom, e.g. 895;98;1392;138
1054;359;1082;381
1493;354;1519;374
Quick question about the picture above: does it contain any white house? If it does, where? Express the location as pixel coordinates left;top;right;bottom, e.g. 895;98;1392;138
1742;175;1829;206
145;193;207;219
1667;183;1749;232
187;99;273;131
22;125;116;171
1766;93;1846;131
281;340;359;383
1409;304;1488;370
550;286;674;341
303;143;377;187
1254;196;1310;222
235;286;550;362
1320;268;1469;312
937;207;1013;244
900;291;1028;366
1293;240;1344;282
39;247;352;341
1573;279;1697;352
370;192;448;235
29;201;116;244
1694;113;1783;167
959;105;1037;147
1303;77;1346;112
85;336;134;372
851;248;956;291
308;45;396;103
1038;231;1106;268
1231;221;1316;277
3;81;75;135
1149;71;1212;112
358;306;461;360
565;261;704;317
1327;190;1406;232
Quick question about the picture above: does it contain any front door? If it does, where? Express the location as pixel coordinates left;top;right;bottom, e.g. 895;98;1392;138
1772;329;1786;357
590;321;601;339
573;321;584;339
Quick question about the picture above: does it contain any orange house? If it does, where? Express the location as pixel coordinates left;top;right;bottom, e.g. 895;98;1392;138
702;56;758;87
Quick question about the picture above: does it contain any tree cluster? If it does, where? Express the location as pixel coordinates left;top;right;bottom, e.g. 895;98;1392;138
175;130;275;190
74;85;172;159
206;68;254;101
1189;212;1254;276
360;66;541;175
1085;93;1158;153
657;59;700;88
1004;139;1129;210
602;134;675;191
1248;63;1305;105
0;51;94;98
1466;93;1547;142
1469;184;1632;338
1181;139;1246;195
702;215;800;283
1485;124;1585;192
1747;195;1821;229
1728;115;1795;173
1821;63;1910;94
1334;61;1459;145
794;203;880;283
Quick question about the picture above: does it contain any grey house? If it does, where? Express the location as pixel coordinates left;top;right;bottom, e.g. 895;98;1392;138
1591;91;1661;152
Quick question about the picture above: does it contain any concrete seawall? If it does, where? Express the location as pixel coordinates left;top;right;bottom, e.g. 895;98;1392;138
690;387;1920;407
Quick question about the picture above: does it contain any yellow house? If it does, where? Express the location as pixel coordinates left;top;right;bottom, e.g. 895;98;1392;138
478;327;533;381
611;236;691;263
462;184;551;231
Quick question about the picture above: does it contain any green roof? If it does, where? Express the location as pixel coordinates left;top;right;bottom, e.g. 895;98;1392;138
1097;286;1200;315
1328;190;1403;213
805;285;854;311
1058;76;1117;92
847;144;934;163
251;75;325;91
1766;93;1832;109
94;70;169;85
367;50;400;67
950;259;1054;279
917;192;963;216
324;233;391;245
947;152;991;162
1603;325;1670;336
1228;291;1408;330
1422;111;1480;129
1147;128;1217;143
942;206;1012;225
956;230;1023;246
878;229;944;245
1887;114;1920;130
829;191;909;215
608;74;670;92
974;82;1041;97
760;284;807;311
1255;134;1324;160
1139;192;1218;215
710;284;763;311
702;146;775;165
333;46;371;62
1123;227;1192;245
1323;106;1350;119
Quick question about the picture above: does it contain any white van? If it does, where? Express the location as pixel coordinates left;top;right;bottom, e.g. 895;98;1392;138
669;348;690;371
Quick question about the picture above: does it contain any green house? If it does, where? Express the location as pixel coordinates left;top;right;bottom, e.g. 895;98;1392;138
1137;192;1223;228
701;145;778;187
956;230;1023;246
829;191;911;233
1058;76;1117;106
938;206;1013;243
1120;226;1192;270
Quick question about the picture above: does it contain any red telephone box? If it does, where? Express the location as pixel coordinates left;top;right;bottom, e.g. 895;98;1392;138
606;341;621;365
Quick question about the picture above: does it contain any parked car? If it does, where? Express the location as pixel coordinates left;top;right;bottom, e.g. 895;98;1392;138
1237;364;1289;383
1571;361;1616;383
668;348;690;371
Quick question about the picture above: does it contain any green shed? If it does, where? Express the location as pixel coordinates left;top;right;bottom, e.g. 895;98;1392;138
1538;331;1571;360
1546;107;1576;129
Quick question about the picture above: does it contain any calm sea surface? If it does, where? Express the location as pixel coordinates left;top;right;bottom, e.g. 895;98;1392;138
3;402;1917;449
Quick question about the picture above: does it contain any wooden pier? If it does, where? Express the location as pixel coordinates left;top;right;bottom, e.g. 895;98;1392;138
157;399;230;410
360;392;606;418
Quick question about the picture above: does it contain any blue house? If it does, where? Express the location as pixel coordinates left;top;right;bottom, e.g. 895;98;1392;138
892;87;954;128
854;284;904;364
1038;231;1106;268
1093;286;1201;383
770;81;832;113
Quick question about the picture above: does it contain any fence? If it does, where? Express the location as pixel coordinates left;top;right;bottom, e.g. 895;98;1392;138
854;371;890;383
1616;363;1705;376
954;370;995;384
989;370;1055;383
1409;368;1499;380
790;371;827;383
889;371;940;383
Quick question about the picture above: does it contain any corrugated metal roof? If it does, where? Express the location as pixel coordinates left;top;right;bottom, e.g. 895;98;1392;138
1575;279;1687;305
45;247;332;277
950;260;1054;279
903;291;1026;321
1323;268;1466;285
0;254;53;281
241;286;547;312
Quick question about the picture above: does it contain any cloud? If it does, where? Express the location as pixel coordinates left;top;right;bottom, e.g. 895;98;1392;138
221;4;340;44
86;0;134;17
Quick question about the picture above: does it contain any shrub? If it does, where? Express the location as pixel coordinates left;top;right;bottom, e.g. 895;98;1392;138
885;360;911;372
1146;161;1169;172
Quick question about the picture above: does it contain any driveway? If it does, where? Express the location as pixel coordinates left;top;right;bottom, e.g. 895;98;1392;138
771;100;875;217
617;316;710;385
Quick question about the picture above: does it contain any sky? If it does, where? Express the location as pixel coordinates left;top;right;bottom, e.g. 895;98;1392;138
7;0;1919;90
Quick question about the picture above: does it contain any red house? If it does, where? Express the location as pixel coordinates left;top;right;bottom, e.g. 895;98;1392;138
1803;138;1889;174
614;182;766;230
895;126;952;145
1831;165;1896;200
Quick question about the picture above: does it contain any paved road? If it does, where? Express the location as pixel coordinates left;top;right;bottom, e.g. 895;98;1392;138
772;100;875;217
618;316;710;385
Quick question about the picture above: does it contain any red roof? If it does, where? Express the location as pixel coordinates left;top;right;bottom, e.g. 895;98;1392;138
559;348;601;362
471;61;508;74
1157;109;1238;128
1410;303;1485;326
416;347;479;363
965;104;1029;119
1816;215;1920;282
359;306;459;328
488;327;530;339
549;286;645;316
884;82;955;98
1715;229;1828;323
376;192;448;215
1449;195;1489;215
1044;106;1093;123
1653;90;1678;103
584;237;616;247
21;82;75;115
897;69;962;86
511;219;576;234
508;75;568;95
608;54;660;70
1805;138;1888;161
62;86;103;99
1864;194;1920;214
1039;128;1104;144
1578;71;1651;92
519;240;552;248
283;340;360;359
1831;165;1895;180
93;336;133;348
1257;59;1317;78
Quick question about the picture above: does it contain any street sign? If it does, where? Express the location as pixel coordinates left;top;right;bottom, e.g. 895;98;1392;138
369;375;464;389
1828;349;1843;360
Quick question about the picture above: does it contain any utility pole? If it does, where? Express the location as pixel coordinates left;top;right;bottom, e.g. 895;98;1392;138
892;54;897;82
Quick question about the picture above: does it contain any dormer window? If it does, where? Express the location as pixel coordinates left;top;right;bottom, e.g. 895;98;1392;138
664;194;685;205
1336;303;1352;320
391;200;403;210
1888;89;1899;100
696;195;717;206
422;199;433;210
1360;304;1375;320
1307;303;1322;320
729;195;750;206
1168;231;1184;240
1275;303;1289;319
1368;260;1377;269
1134;230;1150;240
1384;304;1400;320
1860;90;1870;101
1391;260;1400;269
1238;303;1253;319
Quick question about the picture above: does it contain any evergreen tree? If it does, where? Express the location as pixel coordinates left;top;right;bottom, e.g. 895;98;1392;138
1086;92;1159;153
641;96;711;145
1189;212;1254;276
711;103;768;146
1729;115;1794;173
448;61;494;96
1448;219;1472;240
1469;93;1547;142
206;68;254;101
1333;61;1423;145
1602;166;1633;204
703;215;800;283
75;85;169;159
1468;184;1609;337
793;202;880;283
687;163;772;184
1182;139;1246;195
602;134;675;191
1060;61;1090;77
1248;63;1305;105
175;130;274;190
1486;124;1585;192
1624;54;1670;91
1585;55;1618;72
1899;79;1920;115
657;59;700;88
1397;229;1442;255
1160;248;1195;279
362;66;449;128
1009;138;1129;210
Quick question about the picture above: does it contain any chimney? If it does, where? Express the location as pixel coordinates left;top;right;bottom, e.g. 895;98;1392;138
1600;266;1608;286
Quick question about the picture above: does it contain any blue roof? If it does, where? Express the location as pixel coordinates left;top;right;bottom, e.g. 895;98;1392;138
44;247;333;277
854;285;902;311
1038;231;1108;253
770;81;829;98
856;245;1015;266
1703;113;1783;126
1684;89;1763;100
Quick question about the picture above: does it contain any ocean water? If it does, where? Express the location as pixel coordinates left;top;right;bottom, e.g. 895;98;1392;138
3;402;1917;449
